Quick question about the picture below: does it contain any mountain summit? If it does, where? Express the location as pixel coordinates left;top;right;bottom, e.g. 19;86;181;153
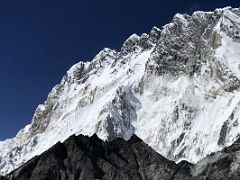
1;7;240;175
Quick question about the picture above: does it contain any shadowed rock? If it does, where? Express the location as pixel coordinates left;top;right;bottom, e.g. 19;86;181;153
5;134;190;180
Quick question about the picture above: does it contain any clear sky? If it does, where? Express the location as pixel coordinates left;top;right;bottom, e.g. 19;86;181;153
0;0;239;140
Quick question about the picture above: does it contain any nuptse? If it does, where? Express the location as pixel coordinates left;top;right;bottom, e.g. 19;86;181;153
0;7;240;177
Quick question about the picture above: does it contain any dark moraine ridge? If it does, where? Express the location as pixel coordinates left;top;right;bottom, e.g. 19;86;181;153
2;134;240;180
3;134;191;180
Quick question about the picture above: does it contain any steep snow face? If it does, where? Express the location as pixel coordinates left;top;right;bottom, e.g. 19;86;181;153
1;7;240;175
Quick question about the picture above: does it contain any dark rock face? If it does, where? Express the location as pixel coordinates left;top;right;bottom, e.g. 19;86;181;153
192;138;240;178
6;134;190;180
0;176;9;180
186;177;240;180
4;134;240;180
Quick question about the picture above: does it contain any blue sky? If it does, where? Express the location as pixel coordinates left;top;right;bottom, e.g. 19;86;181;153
0;0;239;140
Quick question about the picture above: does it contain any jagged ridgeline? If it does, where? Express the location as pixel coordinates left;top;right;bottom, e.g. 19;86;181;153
0;7;240;177
3;134;240;179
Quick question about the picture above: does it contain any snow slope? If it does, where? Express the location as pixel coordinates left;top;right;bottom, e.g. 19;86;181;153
1;7;240;175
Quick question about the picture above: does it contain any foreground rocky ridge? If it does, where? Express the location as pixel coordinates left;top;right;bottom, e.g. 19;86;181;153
2;134;240;180
1;6;240;174
5;134;191;180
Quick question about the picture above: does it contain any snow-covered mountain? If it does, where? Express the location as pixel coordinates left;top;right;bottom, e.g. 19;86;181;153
1;6;240;175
